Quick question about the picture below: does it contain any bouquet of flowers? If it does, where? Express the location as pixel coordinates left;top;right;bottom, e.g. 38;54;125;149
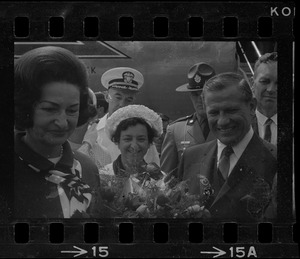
98;162;162;217
98;163;211;219
151;177;211;218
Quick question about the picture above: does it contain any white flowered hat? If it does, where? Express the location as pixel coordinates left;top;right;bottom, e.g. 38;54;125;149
105;105;163;140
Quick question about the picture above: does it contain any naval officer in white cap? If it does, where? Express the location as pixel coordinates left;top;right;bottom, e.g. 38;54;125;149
88;67;160;167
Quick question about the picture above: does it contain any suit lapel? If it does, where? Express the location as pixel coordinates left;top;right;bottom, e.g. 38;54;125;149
199;142;217;179
187;141;217;195
210;135;261;208
211;160;252;208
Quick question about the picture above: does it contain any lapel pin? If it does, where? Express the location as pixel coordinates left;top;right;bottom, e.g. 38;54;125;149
181;141;191;145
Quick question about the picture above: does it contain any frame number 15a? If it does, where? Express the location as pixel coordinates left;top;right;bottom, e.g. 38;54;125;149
201;246;257;258
230;246;257;258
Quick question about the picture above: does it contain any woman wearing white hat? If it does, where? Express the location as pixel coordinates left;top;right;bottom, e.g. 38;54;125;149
87;67;160;169
99;105;166;208
102;105;163;175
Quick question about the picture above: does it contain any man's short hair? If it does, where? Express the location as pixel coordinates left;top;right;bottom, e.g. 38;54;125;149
253;52;277;78
203;72;253;103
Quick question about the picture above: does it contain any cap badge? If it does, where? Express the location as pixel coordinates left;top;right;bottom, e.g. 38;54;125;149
194;74;201;83
123;71;134;83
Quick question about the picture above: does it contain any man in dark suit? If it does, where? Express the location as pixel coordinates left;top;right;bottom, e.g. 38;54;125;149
178;72;277;222
161;63;216;177
251;52;277;146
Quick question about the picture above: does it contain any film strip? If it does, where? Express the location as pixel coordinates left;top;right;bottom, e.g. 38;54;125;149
0;1;297;258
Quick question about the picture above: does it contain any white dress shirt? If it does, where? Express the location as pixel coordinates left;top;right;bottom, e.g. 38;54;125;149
217;127;254;177
255;110;277;146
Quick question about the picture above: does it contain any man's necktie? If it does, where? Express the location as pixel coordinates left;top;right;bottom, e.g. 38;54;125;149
218;146;234;180
264;118;272;143
201;118;210;140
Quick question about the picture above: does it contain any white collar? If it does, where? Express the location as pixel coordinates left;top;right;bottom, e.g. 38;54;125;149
96;113;109;131
256;110;277;125
217;127;254;161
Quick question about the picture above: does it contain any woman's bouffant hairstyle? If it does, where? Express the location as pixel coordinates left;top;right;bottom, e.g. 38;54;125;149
111;117;156;144
14;46;89;130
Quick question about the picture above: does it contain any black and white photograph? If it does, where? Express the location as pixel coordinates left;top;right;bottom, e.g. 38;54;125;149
12;40;279;221
0;1;296;258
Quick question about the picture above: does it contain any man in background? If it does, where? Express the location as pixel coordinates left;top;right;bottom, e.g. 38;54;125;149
252;52;277;146
85;67;160;167
161;62;216;176
154;113;170;156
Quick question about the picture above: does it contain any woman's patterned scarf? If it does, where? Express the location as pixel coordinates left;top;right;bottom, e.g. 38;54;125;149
19;155;92;218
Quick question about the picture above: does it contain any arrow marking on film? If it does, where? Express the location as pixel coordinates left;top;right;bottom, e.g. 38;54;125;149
200;246;226;258
61;246;88;258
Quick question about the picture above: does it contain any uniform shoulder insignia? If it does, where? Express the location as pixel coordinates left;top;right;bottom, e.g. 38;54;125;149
170;114;194;125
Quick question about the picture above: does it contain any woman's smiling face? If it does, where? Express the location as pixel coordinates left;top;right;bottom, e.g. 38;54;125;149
27;82;80;148
118;123;150;168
